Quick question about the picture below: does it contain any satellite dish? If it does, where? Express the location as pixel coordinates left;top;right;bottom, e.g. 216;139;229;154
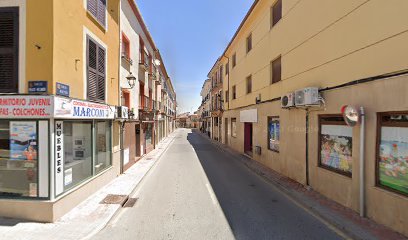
341;105;360;127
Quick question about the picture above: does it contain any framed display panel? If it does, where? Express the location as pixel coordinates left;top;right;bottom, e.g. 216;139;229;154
318;115;353;177
267;116;280;152
376;112;408;197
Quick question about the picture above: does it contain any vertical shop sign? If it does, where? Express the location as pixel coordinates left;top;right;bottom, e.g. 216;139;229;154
55;121;64;195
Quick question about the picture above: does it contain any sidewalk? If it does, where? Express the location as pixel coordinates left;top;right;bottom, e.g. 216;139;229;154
194;130;407;240
0;132;177;240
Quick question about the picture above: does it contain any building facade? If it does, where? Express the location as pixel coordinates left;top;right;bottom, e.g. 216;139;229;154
199;79;211;137
210;0;408;236
0;0;176;222
209;59;224;142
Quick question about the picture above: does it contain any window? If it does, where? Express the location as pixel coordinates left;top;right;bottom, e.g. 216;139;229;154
246;33;252;53
319;115;353;177
0;121;38;197
271;0;282;28
121;33;130;59
268;117;280;152
0;8;19;93
232;53;237;68
377;112;408;196
271;56;281;84
225;90;229;103
87;36;106;102
95;121;111;174
146;123;153;146
87;0;106;27
219;65;223;82
232;85;236;99
231;118;237;137
225;63;229;75
246;75;252;94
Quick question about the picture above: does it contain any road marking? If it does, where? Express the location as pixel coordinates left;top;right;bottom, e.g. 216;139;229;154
206;183;217;205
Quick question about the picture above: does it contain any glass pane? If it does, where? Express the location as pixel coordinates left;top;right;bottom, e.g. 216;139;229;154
63;121;93;191
146;124;152;146
0;121;38;197
379;126;408;194
95;121;111;174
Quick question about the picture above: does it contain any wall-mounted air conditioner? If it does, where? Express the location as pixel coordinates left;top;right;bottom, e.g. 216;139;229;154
295;87;320;106
255;94;261;104
281;92;295;108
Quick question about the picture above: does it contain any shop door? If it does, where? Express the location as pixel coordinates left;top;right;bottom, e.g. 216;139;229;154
244;123;253;155
135;125;141;157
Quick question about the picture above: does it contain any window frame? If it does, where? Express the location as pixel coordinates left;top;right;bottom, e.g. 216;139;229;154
225;62;229;75
246;33;252;53
376;111;408;197
246;75;252;94
232;85;237;100
318;114;353;177
232;53;237;68
270;0;282;29
271;56;281;84
267;116;280;152
121;32;130;59
86;0;107;29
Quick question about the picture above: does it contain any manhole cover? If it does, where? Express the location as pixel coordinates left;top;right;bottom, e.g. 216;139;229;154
100;194;128;205
123;198;138;208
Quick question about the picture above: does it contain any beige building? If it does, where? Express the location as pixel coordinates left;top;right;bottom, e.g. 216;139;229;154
213;0;408;236
199;79;211;136
208;58;224;142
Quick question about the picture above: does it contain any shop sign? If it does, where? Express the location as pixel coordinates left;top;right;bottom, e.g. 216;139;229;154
55;121;64;195
240;109;258;123
56;82;70;97
0;95;52;118
54;97;115;119
28;81;48;93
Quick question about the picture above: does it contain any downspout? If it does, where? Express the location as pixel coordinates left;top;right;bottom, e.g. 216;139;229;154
118;0;124;174
359;107;366;217
305;110;310;186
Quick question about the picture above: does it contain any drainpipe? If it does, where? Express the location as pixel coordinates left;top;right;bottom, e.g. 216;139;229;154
359;107;366;217
120;120;125;174
305;110;310;186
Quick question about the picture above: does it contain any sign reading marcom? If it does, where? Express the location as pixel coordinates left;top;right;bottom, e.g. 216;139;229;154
55;121;64;195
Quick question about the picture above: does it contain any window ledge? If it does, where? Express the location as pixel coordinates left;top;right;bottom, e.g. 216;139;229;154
86;11;106;33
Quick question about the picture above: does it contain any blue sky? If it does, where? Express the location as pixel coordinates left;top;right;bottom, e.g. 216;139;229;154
136;0;254;114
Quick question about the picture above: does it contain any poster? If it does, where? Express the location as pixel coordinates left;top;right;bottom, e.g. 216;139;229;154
320;125;353;174
379;127;408;194
9;122;37;161
268;119;280;151
64;168;73;186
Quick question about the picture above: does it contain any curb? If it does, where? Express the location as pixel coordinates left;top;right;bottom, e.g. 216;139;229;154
81;132;178;240
192;130;405;240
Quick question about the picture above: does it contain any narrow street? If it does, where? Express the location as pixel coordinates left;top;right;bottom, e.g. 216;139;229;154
92;128;343;240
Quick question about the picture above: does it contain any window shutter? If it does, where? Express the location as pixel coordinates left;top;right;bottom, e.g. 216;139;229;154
87;0;98;19
87;37;105;102
97;0;106;27
0;8;18;93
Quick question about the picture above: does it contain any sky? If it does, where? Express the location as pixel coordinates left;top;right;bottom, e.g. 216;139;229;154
136;0;254;114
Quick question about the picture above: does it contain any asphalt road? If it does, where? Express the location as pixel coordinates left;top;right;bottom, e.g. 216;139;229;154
92;129;343;240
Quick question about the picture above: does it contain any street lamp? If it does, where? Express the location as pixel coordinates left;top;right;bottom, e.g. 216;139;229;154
126;72;136;89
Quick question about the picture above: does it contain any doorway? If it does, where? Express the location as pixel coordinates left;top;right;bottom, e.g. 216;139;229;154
224;118;228;145
135;125;141;157
244;122;253;156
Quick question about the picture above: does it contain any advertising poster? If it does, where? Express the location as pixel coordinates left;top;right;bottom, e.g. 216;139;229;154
320;125;353;174
268;119;280;151
379;127;408;194
9;122;37;161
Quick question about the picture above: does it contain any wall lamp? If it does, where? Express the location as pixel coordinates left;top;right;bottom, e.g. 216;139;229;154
124;72;136;89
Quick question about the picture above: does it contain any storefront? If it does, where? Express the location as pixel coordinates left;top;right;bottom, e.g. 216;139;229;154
0;95;116;222
140;111;155;154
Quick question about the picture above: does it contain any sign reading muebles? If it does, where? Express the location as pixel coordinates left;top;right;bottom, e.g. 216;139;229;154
0;96;114;119
0;96;52;118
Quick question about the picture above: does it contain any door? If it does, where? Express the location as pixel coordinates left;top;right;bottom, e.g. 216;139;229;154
224;118;228;145
135;125;141;157
244;122;253;155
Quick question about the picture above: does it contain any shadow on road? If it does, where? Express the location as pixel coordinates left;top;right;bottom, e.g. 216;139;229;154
186;130;343;240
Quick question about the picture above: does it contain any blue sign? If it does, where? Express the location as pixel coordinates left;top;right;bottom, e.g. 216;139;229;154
28;81;47;93
56;82;70;97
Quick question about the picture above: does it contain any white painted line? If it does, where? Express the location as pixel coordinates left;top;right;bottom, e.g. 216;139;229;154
206;183;217;205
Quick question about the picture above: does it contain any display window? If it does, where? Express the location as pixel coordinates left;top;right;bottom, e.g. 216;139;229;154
231;118;237;137
318;115;353;177
56;120;112;195
0;121;38;197
145;123;152;146
377;112;408;196
268;117;280;152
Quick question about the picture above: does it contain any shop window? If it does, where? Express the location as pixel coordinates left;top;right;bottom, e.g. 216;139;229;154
268;117;280;152
377;112;408;196
146;124;153;146
319;115;353;177
63;121;93;192
0;121;38;197
95;121;111;174
231;118;237;137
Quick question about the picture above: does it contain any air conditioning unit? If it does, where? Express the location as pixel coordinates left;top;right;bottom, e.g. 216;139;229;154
295;87;320;106
116;106;129;119
281;92;295;108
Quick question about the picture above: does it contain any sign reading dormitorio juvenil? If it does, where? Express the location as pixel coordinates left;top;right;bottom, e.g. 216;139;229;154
0;96;53;118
